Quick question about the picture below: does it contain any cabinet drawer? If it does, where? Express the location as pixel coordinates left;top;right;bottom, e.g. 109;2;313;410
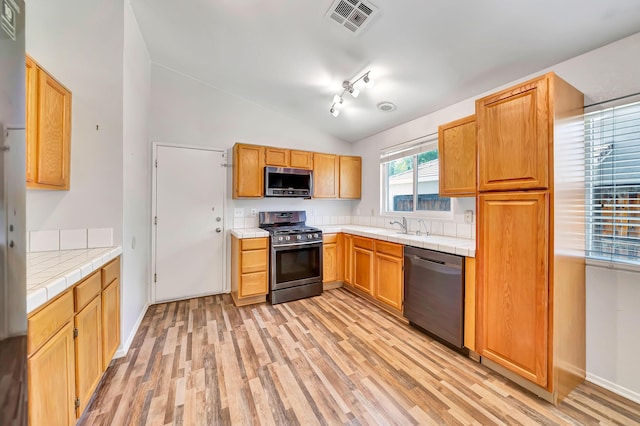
323;234;338;244
28;290;74;355
240;271;268;297
75;271;101;312
353;236;373;251
375;240;403;258
241;249;268;274
101;257;120;288
241;238;268;251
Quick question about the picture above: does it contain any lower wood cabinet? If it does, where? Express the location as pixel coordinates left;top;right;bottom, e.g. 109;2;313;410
75;296;102;416
373;241;403;311
101;278;120;369
322;234;344;283
343;234;353;286
28;321;76;426
28;256;121;424
353;237;374;295
231;236;269;306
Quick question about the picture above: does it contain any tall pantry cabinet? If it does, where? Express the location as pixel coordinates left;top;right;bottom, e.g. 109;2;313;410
475;72;586;404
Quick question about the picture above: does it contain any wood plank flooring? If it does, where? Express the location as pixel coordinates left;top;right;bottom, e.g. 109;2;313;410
79;289;640;425
0;336;27;426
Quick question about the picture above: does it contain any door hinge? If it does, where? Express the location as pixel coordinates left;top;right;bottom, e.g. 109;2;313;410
73;327;78;338
154;273;157;283
154;216;157;225
155;159;158;168
75;397;80;409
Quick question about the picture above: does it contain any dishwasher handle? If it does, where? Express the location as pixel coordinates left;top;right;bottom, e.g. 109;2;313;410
408;254;462;271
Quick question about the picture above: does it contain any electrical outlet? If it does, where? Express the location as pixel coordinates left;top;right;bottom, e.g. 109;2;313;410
250;209;257;217
464;210;473;224
234;208;244;218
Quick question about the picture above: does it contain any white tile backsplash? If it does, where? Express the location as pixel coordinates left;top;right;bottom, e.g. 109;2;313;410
431;221;444;236
60;229;87;250
444;222;457;237
456;223;473;239
30;230;60;252
88;228;113;248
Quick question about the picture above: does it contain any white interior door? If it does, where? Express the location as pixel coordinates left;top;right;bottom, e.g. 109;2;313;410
154;145;225;302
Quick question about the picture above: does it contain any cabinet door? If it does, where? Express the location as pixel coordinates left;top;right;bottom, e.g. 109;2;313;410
101;278;120;371
28;321;76;426
313;153;338;198
343;234;353;286
374;252;403;310
265;148;290;167
353;247;374;295
476;76;549;192
34;67;72;189
290;150;313;169
26;56;38;184
339;156;362;199
477;191;549;387
75;296;102;416
233;144;264;198
323;242;337;283
438;115;476;196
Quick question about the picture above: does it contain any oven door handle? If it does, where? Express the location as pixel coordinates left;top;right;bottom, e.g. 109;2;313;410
272;241;323;249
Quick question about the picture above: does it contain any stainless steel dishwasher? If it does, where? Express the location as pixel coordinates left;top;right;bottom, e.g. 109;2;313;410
404;246;465;351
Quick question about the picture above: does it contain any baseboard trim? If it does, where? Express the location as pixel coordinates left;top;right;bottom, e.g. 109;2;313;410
114;302;150;359
586;373;640;404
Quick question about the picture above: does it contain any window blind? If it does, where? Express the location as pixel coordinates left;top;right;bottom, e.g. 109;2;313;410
379;133;437;163
585;94;640;264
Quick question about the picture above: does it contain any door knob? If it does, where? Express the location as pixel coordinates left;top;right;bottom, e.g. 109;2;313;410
215;228;222;233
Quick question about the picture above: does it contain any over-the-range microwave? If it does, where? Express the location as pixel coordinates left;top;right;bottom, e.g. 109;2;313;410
264;166;313;198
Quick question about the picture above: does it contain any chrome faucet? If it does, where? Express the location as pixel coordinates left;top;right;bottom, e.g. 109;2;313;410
390;217;408;234
416;219;430;236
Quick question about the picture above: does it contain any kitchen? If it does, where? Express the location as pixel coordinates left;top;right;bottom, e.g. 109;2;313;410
3;0;640;424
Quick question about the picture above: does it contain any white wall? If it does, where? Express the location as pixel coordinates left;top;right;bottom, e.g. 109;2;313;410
354;32;640;401
25;0;124;244
149;64;356;223
121;1;152;354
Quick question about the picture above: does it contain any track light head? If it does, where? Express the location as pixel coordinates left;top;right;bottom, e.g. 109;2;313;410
364;74;374;88
330;107;340;117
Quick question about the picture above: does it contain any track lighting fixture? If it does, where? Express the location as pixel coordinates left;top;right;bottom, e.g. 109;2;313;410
329;71;374;117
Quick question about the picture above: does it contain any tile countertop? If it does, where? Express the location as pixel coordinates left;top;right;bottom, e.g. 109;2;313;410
230;228;270;239
27;246;122;314
230;226;475;258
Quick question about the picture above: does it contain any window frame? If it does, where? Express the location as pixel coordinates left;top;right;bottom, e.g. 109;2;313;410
584;96;640;267
379;136;454;220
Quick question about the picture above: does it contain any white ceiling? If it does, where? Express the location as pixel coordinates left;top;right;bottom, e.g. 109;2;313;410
130;0;640;142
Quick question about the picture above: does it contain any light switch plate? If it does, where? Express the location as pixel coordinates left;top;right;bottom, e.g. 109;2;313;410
234;208;244;218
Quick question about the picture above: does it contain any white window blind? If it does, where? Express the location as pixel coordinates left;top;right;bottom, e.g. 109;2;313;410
379;133;438;164
585;95;640;265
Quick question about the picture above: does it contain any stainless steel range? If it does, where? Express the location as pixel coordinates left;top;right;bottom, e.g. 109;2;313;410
259;211;323;304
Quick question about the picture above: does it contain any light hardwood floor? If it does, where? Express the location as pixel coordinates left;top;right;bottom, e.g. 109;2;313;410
79;289;640;425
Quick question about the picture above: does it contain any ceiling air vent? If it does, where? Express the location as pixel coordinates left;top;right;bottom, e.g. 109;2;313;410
325;0;379;35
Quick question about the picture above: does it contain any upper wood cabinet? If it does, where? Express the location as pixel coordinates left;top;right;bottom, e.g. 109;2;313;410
477;191;549;387
26;55;72;190
313;153;339;198
339;155;362;199
264;148;314;169
476;75;550;192
233;143;264;198
290;150;313;169
264;147;289;167
438;115;476;196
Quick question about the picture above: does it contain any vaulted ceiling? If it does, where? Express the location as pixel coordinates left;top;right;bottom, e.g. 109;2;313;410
130;0;640;142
